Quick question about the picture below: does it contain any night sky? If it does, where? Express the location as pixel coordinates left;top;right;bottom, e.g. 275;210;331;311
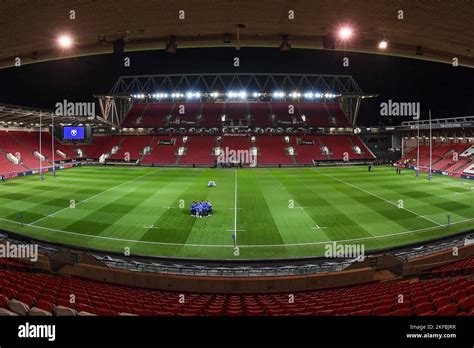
0;47;472;126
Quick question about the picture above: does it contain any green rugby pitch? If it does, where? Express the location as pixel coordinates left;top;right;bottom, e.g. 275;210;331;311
0;165;472;260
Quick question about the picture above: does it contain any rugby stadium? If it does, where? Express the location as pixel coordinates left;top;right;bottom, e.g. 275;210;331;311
0;0;473;346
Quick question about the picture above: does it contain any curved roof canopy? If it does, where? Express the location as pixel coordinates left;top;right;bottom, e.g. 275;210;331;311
0;0;473;68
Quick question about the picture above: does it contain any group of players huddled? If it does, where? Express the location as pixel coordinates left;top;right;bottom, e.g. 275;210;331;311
190;201;213;217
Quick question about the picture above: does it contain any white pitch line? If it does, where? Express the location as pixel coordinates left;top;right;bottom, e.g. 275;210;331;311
30;169;160;226
276;178;307;210
233;169;238;247
313;169;443;227
144;224;159;230
311;224;327;230
1;215;473;249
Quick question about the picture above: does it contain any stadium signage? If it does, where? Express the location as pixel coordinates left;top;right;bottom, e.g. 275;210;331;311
300;140;314;145
55;99;95;117
159;139;174;145
402;122;474;130
380;99;420;119
18;323;55;342
440;123;462;128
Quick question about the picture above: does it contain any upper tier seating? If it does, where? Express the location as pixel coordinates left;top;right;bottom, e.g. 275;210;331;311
325;103;351;127
169;103;201;127
199;103;223;127
298;103;333;127
248;103;273;127
224;103;250;126
122;104;171;128
121;102;352;128
271;103;303;126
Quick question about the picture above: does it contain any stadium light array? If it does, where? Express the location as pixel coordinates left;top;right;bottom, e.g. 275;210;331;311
302;92;338;99
273;91;285;98
186;91;201;99
128;90;338;101
151;93;168;99
131;93;147;99
226;91;247;99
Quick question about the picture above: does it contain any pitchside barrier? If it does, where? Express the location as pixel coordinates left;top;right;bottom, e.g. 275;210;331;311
1;162;81;180
1;228;471;279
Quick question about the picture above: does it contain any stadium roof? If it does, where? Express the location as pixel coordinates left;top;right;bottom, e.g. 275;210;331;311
0;103;114;128
0;0;473;68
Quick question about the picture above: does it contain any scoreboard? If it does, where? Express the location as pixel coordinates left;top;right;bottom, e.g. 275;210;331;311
63;126;85;140
60;125;92;142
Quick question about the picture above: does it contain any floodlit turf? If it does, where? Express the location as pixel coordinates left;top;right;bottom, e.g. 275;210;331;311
0;165;473;260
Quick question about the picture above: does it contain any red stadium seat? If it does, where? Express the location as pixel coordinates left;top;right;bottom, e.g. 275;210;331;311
96;308;118;316
391;308;412;316
458;295;474;312
436;304;458;316
414;302;433;315
452;290;468;303
372;305;392;315
433;296;451;309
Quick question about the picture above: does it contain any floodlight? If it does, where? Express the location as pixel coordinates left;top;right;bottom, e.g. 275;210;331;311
378;40;388;49
338;26;353;41
57;35;73;48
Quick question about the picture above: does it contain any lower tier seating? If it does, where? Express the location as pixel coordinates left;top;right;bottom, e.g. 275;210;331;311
0;257;472;316
399;143;473;174
0;132;375;173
